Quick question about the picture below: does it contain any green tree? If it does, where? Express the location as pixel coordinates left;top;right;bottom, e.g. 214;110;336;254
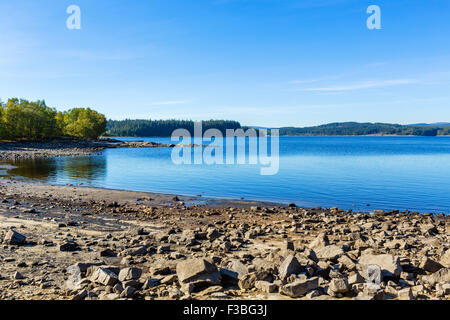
0;100;6;139
62;108;107;139
0;98;107;140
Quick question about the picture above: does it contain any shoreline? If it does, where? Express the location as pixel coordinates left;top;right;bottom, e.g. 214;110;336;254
1;166;447;216
0;138;192;161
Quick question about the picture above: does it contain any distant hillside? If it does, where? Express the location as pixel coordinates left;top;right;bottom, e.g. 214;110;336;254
278;122;450;136
106;120;450;137
106;119;241;137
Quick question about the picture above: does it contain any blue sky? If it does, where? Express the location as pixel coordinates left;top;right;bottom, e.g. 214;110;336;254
0;0;449;127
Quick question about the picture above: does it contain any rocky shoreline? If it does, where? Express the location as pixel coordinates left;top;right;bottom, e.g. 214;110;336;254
0;138;184;161
0;178;448;300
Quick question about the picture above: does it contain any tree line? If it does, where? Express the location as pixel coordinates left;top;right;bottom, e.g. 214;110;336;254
278;122;450;136
106;119;242;137
0;98;107;140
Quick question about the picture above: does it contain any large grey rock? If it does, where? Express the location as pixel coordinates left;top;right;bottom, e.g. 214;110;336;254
329;278;349;294
4;229;26;245
90;267;119;286
315;245;344;261
118;267;142;282
220;260;248;285
280;277;319;298
226;259;248;279
176;259;220;292
279;255;302;280
66;263;96;290
422;268;450;286
420;257;444;273
359;254;402;277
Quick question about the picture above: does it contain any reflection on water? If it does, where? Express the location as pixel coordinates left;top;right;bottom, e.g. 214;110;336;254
2;156;107;182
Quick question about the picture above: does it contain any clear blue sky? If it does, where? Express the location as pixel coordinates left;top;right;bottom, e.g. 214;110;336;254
1;0;449;127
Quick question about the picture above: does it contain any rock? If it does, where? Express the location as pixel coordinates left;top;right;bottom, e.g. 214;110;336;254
60;241;80;252
348;272;365;285
72;289;88;300
280;277;319;298
359;254;402;277
226;259;248;279
90;267;119;286
362;283;385;300
206;228;221;241
338;255;356;271
372;210;386;216
309;233;329;250
118;267;142;282
197;285;223;296
422;268;450;286
100;249;117;257
439;250;450;267
279;255;302;280
220;260;248;285
142;278;160;289
238;271;270;290
161;274;178;285
441;283;450;296
255;280;278;293
4;229;26;245
150;266;172;276
329;278;349;294
113;283;124;294
122;279;141;288
176;259;220;292
397;287;414;300
13;271;25;280
285;241;295;251
120;286;136;298
419;257;444;273
157;245;171;254
122;246;147;256
315;245;344;261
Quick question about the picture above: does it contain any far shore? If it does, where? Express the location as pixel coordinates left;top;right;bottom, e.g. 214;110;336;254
0;138;202;161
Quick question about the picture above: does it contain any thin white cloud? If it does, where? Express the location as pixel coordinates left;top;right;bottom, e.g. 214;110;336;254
301;79;420;92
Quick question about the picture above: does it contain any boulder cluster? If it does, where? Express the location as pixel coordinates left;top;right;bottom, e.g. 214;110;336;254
0;190;449;300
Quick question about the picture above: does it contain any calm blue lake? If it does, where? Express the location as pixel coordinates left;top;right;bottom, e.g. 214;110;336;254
3;136;450;213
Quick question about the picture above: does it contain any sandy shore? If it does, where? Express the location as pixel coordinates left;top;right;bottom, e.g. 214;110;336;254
0;177;449;300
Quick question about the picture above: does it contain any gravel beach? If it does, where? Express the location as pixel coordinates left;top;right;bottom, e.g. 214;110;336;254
0;176;448;300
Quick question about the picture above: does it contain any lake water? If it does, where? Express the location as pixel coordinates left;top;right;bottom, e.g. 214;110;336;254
2;136;450;213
